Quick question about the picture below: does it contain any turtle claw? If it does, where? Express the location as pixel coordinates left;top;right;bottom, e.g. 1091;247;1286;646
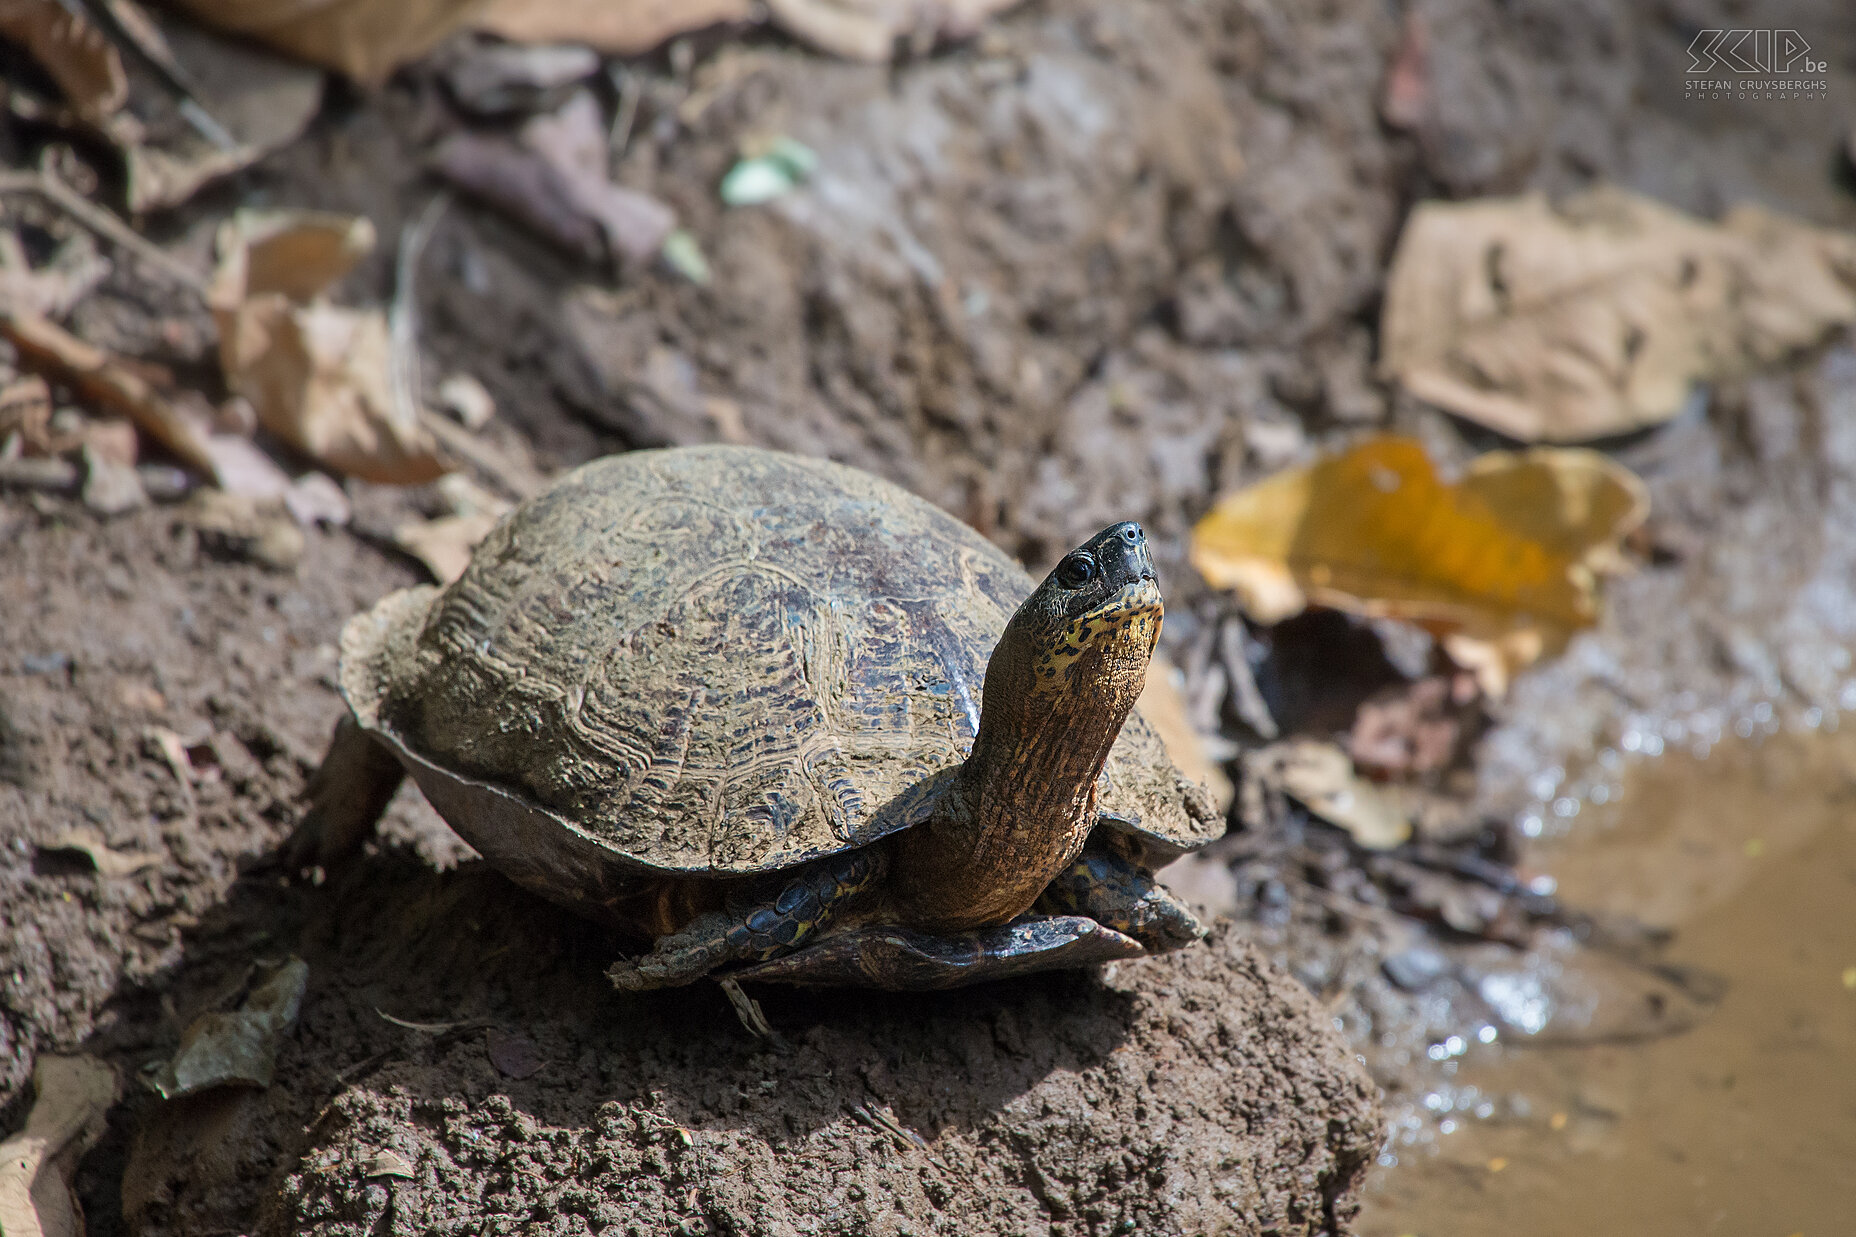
607;913;736;991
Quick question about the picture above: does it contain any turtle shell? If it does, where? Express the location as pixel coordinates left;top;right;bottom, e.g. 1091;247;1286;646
341;446;1218;885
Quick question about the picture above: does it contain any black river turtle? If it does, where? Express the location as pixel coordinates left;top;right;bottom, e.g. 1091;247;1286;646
292;445;1223;989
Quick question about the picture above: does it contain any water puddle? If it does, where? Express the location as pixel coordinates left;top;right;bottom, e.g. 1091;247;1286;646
1358;729;1856;1236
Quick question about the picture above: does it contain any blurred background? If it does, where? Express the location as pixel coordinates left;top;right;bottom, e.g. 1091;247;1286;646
1;2;1853;1235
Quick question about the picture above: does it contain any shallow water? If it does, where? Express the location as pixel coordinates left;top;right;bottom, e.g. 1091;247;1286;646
1358;730;1856;1237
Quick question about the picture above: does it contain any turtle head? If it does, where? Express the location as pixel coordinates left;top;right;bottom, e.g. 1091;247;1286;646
998;521;1163;702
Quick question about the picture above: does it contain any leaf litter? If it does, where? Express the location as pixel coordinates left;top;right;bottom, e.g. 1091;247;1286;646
1380;187;1856;442
0;1054;118;1237
1190;436;1648;694
147;958;309;1099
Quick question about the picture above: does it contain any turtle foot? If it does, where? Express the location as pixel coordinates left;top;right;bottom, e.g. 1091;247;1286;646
727;916;1146;990
607;913;735;991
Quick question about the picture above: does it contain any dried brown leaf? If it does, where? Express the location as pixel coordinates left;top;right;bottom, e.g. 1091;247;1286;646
0;1055;118;1237
164;0;483;84
1381;188;1856;442
1249;738;1412;850
433;93;676;265
39;827;163;877
0;0;127;126
393;511;502;584
767;0;1023;61
473;0;753;56
209;211;447;485
119;16;325;212
0;313;219;477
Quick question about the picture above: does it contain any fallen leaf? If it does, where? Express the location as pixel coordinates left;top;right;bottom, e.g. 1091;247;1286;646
1156;853;1239;918
1381;188;1856;441
433;91;677;266
767;0;1024;62
39;827;163;877
0;313;219;478
118;14;326;213
485;1028;544;1080
1248;738;1412;850
394;511;502;584
659;229;712;285
281;470;350;527
473;0;754;54
0;0;128;127
362;1148;415;1179
148;958;309;1098
176;489;306;571
1190;437;1647;694
0;229;111;321
1461;447;1648;575
0;1054;119;1237
209;210;447;485
0;373;54;452
164;0;482;83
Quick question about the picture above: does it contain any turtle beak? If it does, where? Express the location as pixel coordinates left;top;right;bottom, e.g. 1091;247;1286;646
1096;521;1156;589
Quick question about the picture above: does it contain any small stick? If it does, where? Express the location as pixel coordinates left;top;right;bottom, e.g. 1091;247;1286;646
0;167;206;294
717;976;775;1040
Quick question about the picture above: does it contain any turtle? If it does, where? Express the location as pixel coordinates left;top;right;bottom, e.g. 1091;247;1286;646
290;444;1225;990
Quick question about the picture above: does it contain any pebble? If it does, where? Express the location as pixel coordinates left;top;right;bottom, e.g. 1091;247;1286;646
1382;945;1451;992
81;443;149;516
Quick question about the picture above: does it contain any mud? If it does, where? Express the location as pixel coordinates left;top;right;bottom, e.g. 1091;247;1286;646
6;0;1856;1232
1360;732;1856;1236
0;497;1378;1237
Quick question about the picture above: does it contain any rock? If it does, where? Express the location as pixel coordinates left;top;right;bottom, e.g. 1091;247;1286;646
435;373;495;431
253;865;1380;1236
0;456;78;493
80;443;150;516
177;489;305;571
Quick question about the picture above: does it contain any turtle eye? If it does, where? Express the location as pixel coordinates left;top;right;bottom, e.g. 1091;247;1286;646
1055;554;1097;589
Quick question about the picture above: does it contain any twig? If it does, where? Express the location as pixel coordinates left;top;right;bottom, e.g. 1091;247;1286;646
388;192;452;436
0;167;206;294
717;976;775;1040
852;1103;927;1151
1219;616;1280;739
607;66;642;161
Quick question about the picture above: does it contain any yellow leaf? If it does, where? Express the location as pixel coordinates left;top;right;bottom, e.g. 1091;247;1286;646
1380;188;1856;442
1190;437;1646;694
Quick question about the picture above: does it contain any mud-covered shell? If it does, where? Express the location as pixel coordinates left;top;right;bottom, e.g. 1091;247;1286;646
340;446;1219;882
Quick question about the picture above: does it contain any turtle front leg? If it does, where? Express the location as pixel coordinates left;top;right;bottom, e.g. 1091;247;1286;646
285;715;405;869
606;847;885;991
1036;845;1207;952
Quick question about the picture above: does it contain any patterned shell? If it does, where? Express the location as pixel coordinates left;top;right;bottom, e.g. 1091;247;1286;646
345;446;1212;876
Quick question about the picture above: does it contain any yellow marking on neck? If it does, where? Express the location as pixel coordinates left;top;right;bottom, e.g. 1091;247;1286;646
1033;580;1162;690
